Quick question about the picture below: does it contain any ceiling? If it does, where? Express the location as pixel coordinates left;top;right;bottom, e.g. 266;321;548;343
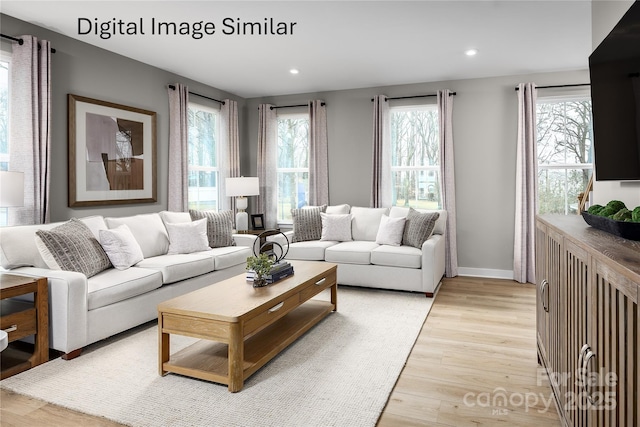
1;1;593;98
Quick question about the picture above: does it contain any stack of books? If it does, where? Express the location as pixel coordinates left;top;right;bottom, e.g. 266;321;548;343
246;261;294;284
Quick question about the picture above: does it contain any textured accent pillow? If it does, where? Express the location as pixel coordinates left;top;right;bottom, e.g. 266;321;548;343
99;224;144;270
320;213;353;241
35;218;112;277
189;209;235;248
165;218;211;254
402;208;440;249
291;205;327;243
375;215;406;246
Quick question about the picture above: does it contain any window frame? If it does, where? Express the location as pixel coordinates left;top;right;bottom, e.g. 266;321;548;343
187;101;221;211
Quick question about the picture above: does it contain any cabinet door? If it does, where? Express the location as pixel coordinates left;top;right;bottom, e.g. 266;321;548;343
587;260;638;427
535;221;549;363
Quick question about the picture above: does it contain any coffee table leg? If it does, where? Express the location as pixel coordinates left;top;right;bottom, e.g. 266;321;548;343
159;315;169;376
228;322;244;392
331;283;338;311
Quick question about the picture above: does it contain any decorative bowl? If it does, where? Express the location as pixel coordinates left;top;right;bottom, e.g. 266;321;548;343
581;212;640;241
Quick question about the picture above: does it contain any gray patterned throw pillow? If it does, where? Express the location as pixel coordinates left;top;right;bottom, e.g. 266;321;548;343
401;208;440;249
35;218;112;277
291;205;327;243
189;209;235;248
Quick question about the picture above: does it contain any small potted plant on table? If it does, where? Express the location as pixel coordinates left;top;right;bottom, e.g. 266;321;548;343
246;253;274;287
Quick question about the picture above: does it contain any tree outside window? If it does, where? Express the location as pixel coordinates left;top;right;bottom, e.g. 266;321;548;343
277;113;309;222
536;97;593;214
187;103;219;211
390;105;441;209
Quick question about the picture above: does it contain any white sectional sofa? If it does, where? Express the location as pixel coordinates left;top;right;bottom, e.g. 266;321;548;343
0;211;256;359
271;205;447;297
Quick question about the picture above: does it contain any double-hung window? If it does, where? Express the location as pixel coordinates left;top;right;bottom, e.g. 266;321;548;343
277;112;309;223
390;104;441;209
536;96;593;214
187;102;220;211
0;55;11;226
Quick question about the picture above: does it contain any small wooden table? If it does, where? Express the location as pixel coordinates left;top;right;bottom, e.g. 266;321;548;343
0;273;49;379
158;260;337;392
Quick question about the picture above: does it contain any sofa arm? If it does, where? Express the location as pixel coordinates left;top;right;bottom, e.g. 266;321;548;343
421;234;446;295
7;267;88;354
232;233;259;247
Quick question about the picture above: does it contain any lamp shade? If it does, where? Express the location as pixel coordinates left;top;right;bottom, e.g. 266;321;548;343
226;177;259;197
0;171;25;207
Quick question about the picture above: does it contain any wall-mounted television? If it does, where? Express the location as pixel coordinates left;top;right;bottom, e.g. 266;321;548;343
589;1;640;181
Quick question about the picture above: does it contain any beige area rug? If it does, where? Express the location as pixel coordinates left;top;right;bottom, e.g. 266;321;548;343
1;286;433;427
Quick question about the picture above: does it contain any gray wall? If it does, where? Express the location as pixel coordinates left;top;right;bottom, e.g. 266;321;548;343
245;70;590;277
0;14;247;222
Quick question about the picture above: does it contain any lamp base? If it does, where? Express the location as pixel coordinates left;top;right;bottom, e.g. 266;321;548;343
236;211;249;231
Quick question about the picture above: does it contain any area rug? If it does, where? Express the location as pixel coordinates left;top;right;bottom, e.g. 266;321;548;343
1;286;433;427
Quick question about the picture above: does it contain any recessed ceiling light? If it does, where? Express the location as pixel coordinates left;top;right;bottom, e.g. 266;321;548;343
465;49;478;57
290;69;299;74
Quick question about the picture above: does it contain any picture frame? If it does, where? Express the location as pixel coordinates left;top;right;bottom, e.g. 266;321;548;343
251;214;265;230
68;94;157;207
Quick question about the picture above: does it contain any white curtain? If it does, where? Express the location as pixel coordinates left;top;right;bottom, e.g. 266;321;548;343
514;83;538;284
308;100;329;206
437;89;459;278
9;35;51;225
257;104;278;228
371;95;391;208
220;99;240;211
167;83;189;212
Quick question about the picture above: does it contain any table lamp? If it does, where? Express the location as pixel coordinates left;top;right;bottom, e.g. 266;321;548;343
225;177;259;231
0;171;25;207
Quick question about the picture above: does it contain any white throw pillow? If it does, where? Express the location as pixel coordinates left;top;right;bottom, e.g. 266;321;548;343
99;224;144;270
375;215;406;246
320;213;353;242
165;218;211;254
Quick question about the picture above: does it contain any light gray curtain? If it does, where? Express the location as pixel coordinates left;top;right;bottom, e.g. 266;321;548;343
437;89;458;278
9;35;51;225
371;95;391;208
167;83;189;212
257;104;278;228
220;99;240;211
308;100;329;206
514;83;538;284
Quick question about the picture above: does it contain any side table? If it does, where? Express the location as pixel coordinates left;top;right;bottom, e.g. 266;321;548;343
0;273;49;379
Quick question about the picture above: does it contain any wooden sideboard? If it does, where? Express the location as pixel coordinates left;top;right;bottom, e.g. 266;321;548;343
536;215;639;427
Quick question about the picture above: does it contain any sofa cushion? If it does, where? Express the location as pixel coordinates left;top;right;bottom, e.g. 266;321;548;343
136;253;215;284
389;207;447;236
99;224;144;270
87;267;163;310
402;208;440;249
189;209;235;248
291;205;326;242
320;213;352;242
286;241;338;261
325;241;380;265
35;219;112;278
208;245;252;270
159;210;191;224
105;213;169;258
375;215;406;246
371;245;422;269
350;207;388;241
165;219;211;254
326;204;351;215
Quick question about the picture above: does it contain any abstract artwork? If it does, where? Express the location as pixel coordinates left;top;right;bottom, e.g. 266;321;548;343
68;94;157;207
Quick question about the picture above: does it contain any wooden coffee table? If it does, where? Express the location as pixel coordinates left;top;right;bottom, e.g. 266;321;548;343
158;260;337;392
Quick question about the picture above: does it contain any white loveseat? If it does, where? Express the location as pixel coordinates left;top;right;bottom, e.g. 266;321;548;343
271;205;447;297
0;211;256;359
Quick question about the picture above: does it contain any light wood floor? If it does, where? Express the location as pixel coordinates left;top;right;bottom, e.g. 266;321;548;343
1;277;560;426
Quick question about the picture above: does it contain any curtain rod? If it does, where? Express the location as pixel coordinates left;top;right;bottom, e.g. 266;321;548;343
370;92;456;102
168;84;225;105
0;33;56;53
515;83;590;91
270;102;326;110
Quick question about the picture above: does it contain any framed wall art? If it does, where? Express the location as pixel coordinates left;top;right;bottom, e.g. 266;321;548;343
68;94;157;207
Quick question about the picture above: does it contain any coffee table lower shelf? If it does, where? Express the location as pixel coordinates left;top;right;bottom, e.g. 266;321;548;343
161;300;334;387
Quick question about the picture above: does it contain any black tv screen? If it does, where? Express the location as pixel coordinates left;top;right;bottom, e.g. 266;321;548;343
589;1;640;181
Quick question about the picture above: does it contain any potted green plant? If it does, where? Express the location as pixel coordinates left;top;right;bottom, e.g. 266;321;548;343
246;253;274;287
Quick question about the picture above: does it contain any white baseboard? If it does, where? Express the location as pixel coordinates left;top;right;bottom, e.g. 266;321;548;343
457;267;514;280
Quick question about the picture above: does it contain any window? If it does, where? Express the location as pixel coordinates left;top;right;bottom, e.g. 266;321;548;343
0;55;10;226
277;113;309;223
187;102;219;211
390;105;440;209
536;96;593;214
